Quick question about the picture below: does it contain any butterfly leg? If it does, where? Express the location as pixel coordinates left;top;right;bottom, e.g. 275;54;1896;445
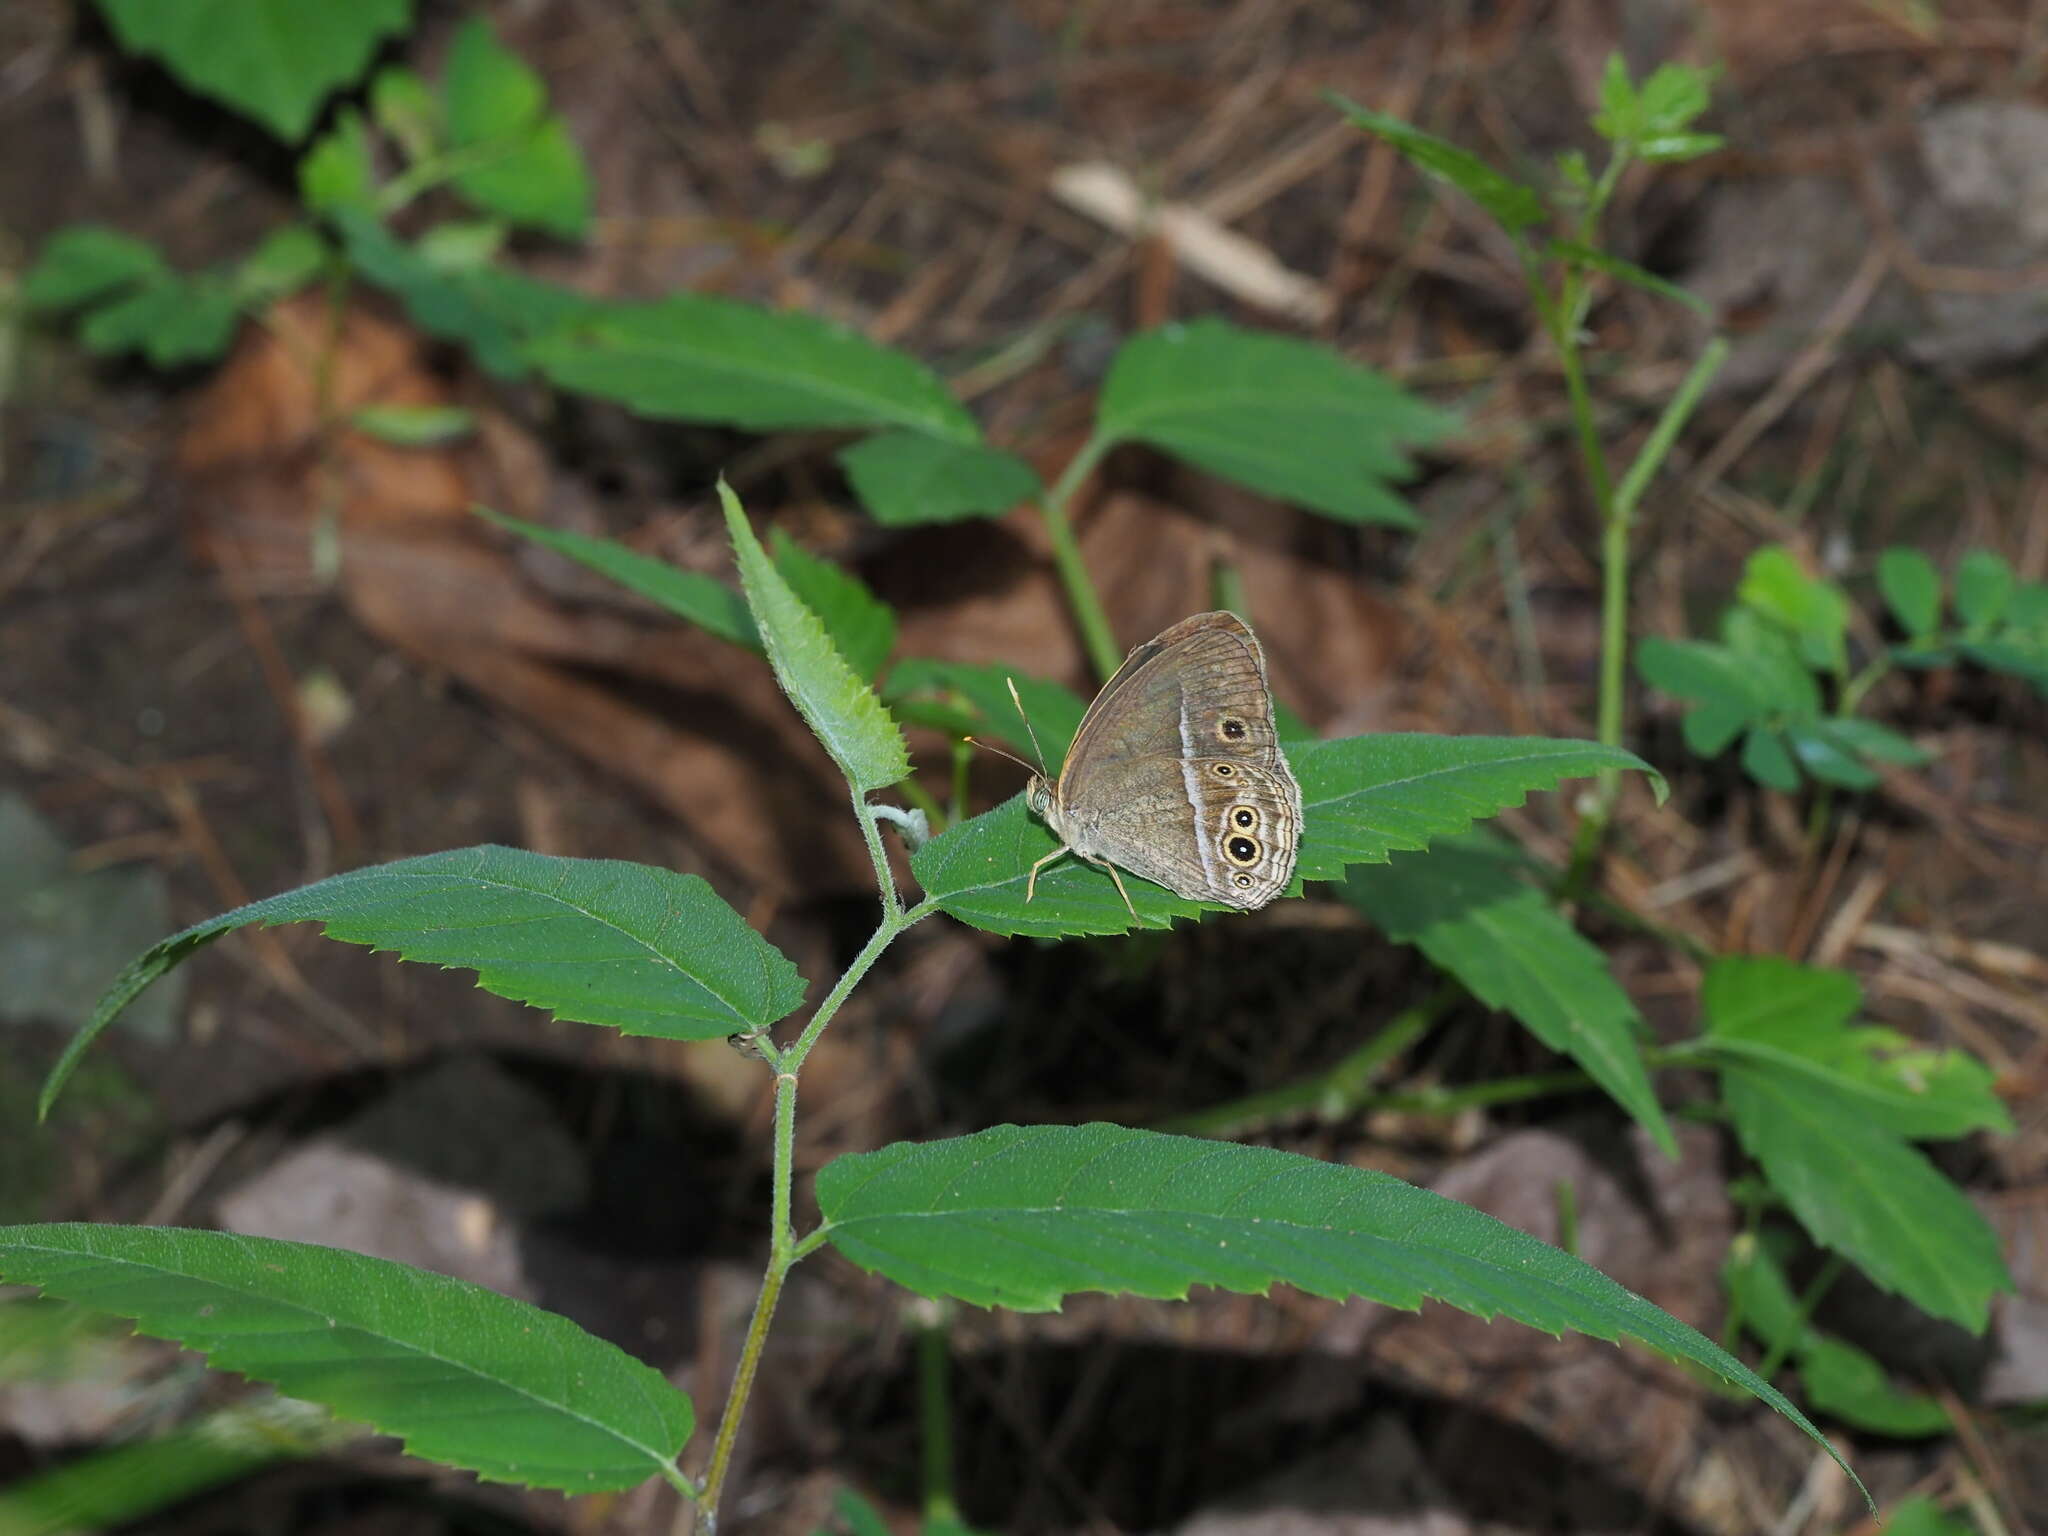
1024;844;1071;902
1097;859;1139;922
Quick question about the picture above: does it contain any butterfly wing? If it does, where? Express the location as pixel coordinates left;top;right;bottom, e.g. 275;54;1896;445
1053;612;1301;909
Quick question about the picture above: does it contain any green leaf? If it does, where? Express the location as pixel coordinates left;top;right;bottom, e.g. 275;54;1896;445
475;506;753;646
233;225;329;303
1700;956;2009;1140
1593;53;1641;145
1548;240;1708;314
528;297;980;440
1877;548;1942;636
1636;637;1773;717
444;16;546;141
0;1397;352;1533
911;794;1206;936
93;0;415;142
1637;131;1724;162
1738;546;1849;671
1814;716;1930;767
350;404;476;446
911;733;1663;937
1740;727;1801;791
335;210;594;378
78;279;242;367
442;21;590;239
1329;96;1547;231
1954;549;2014;628
2007;579;2048;630
1637;62;1717;137
1681;698;1750;757
42;845;807;1117
838;431;1043;526
1721;608;1824;716
1290;734;1663;882
813;1123;1864;1500
1882;1497;1978;1536
1715;1065;2010;1330
370;65;441;163
883;660;1089;775
1784;721;1879;789
23;226;166;309
299;108;377;214
770;531;896;681
1342;833;1674;1156
1723;1237;1951;1437
1095;318;1453;527
720;481;908;794
0;1225;691;1491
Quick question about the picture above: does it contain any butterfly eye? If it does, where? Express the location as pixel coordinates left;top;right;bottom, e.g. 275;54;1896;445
1232;808;1256;829
1211;763;1235;779
1224;835;1261;866
1218;716;1247;741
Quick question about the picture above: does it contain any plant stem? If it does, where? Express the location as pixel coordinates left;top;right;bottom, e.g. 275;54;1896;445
1565;333;1729;889
693;896;939;1528
1155;984;1454;1137
916;1303;961;1524
1038;434;1122;682
855;789;901;919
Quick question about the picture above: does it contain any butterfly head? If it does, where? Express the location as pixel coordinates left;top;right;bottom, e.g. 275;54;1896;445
1025;775;1053;818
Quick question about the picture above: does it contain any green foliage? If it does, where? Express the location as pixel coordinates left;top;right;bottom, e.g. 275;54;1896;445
22;227;247;367
769;530;897;682
1095;319;1455;527
1884;545;2048;695
92;0;414;141
442;18;593;238
39;846;808;1118
1638;544;1931;790
911;736;1662;937
1723;1235;1951;1438
529;295;980;440
882;661;1089;774
1698;957;2011;1331
299;108;378;214
0;1225;692;1491
1328;98;1546;231
720;483;910;795
0;1396;351;1534
1591;54;1723;162
333;211;592;378
837;432;1044;526
349;403;475;446
1342;832;1674;1156
814;1123;1858;1491
1290;734;1662;881
1882;1497;1979;1536
1878;548;1942;638
475;506;755;647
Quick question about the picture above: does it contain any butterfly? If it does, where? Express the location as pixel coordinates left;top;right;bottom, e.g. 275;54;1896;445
1017;611;1301;917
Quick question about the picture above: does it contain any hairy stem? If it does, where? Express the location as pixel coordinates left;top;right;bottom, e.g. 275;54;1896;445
692;895;940;1528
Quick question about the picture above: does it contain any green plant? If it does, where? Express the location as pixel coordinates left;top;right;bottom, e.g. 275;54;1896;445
1337;55;1730;870
10;479;1863;1527
1639;542;2048;792
12;14;2016;1524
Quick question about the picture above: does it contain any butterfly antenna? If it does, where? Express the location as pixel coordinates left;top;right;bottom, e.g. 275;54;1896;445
1006;676;1049;776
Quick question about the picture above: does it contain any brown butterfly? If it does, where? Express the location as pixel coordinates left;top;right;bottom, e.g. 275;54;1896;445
1020;611;1301;917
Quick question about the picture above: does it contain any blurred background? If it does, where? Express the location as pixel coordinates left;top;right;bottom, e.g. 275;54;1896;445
2;2;2045;1533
